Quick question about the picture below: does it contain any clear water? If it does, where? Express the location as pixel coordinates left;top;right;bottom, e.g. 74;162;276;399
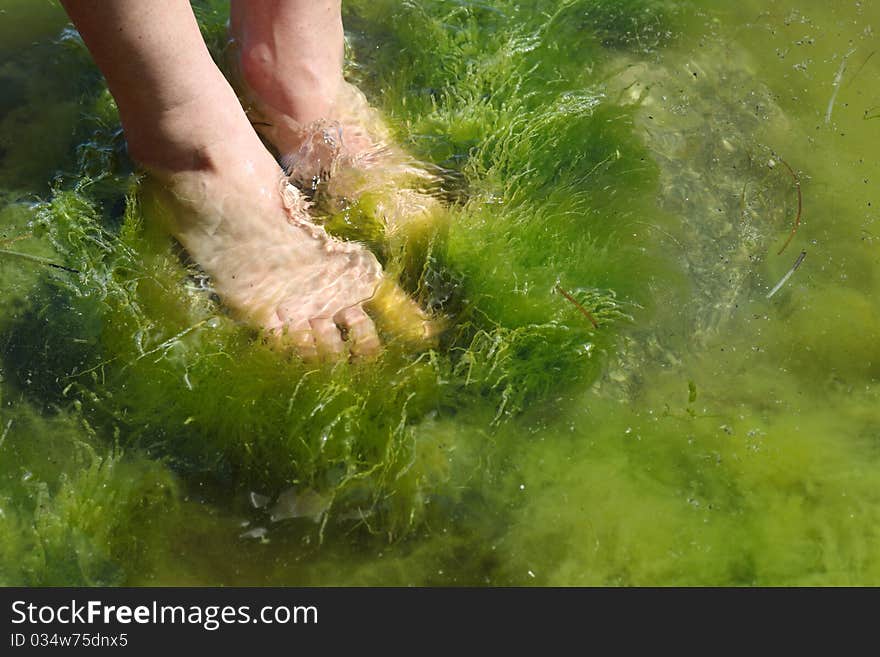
1;0;879;585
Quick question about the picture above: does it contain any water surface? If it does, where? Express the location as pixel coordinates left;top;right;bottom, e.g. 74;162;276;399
1;0;879;585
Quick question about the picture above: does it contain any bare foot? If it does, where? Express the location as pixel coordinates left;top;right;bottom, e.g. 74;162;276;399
240;79;413;187
140;119;433;360
227;10;442;236
60;0;434;361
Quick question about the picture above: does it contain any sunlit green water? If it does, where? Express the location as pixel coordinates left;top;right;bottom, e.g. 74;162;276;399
1;0;878;585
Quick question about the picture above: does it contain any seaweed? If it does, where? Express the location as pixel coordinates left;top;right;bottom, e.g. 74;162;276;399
0;0;735;584
1;0;660;536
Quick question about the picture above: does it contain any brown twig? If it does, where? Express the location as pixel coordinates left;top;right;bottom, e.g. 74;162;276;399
0;232;31;248
775;157;802;255
555;284;599;328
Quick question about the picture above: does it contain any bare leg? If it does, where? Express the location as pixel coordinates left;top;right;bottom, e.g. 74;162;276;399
59;0;430;359
61;0;244;172
230;0;344;126
230;0;442;238
230;0;396;186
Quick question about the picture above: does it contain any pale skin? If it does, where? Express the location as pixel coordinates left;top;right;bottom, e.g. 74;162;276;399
59;0;431;361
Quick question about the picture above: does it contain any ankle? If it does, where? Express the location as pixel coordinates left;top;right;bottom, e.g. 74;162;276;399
121;92;253;174
237;41;344;125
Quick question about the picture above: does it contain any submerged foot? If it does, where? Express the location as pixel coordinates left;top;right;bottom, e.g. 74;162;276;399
138;118;433;360
228;31;443;236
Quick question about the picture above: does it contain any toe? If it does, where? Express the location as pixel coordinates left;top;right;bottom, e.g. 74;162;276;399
365;277;443;347
277;327;318;362
309;317;347;361
334;305;381;359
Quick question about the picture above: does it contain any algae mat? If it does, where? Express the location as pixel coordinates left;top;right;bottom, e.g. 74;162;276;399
1;0;879;585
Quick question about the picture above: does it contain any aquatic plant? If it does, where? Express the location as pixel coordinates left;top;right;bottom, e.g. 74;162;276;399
1;0;664;558
4;0;880;586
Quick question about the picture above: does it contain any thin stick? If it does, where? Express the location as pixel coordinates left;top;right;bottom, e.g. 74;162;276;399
555;285;599;328
0;419;11;450
740;180;749;219
825;48;856;125
843;50;875;89
775;157;802;255
0;248;80;274
766;251;806;299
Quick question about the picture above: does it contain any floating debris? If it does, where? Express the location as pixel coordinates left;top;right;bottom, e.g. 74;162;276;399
239;526;268;540
766;251;807;299
0;419;12;450
249;491;270;509
843;51;875;91
825;48;856;125
270;487;331;523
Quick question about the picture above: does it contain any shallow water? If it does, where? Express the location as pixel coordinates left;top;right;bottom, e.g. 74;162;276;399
1;0;879;585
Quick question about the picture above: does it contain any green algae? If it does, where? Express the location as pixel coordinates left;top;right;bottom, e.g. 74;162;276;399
0;400;179;586
1;0;880;586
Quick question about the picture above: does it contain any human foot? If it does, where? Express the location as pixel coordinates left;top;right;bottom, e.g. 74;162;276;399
62;0;433;360
227;5;441;233
139;117;434;360
234;62;446;267
228;1;379;184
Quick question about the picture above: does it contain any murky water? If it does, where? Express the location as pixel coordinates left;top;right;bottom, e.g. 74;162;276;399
1;0;879;585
